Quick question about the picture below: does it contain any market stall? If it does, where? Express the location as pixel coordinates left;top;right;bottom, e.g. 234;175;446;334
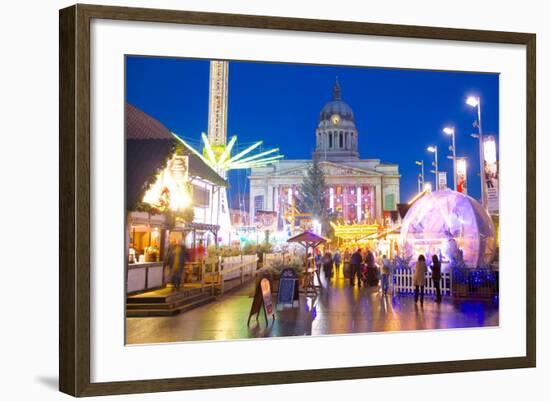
287;230;328;293
125;103;227;294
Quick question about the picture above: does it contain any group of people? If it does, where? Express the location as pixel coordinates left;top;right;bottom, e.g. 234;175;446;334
313;249;342;284
413;253;442;304
348;247;382;288
314;247;382;288
313;246;443;304
162;239;209;292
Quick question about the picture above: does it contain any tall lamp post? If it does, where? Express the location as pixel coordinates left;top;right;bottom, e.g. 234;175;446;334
427;145;439;190
443;126;457;191
415;160;425;192
466;95;486;208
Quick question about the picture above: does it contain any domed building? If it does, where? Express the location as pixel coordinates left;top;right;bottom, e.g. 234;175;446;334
315;78;360;161
248;79;400;231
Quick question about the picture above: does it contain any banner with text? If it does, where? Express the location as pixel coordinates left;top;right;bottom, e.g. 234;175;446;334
255;210;278;231
483;135;499;214
456;157;468;194
438;171;447;190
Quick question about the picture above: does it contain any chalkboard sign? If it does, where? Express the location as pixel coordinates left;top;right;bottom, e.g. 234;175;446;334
247;277;275;326
277;268;299;307
261;278;274;320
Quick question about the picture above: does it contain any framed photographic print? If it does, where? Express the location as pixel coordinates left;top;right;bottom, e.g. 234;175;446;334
59;4;536;397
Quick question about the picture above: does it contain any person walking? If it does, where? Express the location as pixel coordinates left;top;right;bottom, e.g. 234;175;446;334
163;241;176;283
365;248;377;286
380;254;392;296
430;254;442;303
333;249;341;278
314;251;322;272
349;248;363;287
322;250;334;285
166;242;187;292
343;248;351;279
413;254;427;305
313;249;323;285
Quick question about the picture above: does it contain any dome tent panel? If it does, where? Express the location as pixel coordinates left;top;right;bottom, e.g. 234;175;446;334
400;189;496;269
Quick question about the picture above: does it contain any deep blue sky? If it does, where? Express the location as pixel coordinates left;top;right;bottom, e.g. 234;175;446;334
126;56;499;207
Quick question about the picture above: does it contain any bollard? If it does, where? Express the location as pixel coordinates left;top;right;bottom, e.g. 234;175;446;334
240;254;244;284
219;257;224;295
200;261;205;293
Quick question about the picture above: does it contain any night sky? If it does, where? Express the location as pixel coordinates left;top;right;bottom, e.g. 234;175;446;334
126;56;499;208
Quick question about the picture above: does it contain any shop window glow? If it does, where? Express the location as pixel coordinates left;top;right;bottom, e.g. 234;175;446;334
142;154;192;211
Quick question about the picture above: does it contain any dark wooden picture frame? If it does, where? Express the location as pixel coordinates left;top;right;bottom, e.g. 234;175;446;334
59;3;536;397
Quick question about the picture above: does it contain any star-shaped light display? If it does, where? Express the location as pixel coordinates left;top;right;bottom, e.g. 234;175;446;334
174;132;283;173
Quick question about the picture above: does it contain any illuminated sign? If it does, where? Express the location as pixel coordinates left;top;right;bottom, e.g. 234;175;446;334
207;60;229;146
438;171;447;190
483;135;499;214
456;157;468;194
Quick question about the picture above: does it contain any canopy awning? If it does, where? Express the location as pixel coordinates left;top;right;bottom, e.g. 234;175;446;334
287;230;328;250
125;103;227;210
330;222;381;241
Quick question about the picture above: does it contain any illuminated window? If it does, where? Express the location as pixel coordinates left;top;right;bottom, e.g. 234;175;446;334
254;195;264;211
192;185;210;208
384;193;396;211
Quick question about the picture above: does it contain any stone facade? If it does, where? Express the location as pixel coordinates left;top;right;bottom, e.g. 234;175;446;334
248;79;400;228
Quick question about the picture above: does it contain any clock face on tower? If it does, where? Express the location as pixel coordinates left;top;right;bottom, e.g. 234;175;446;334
330;114;341;125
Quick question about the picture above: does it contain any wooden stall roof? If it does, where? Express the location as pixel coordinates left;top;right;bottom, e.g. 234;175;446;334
125;103;226;209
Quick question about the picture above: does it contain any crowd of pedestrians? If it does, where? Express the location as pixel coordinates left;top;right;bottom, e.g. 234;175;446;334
160;238;444;305
313;246;444;304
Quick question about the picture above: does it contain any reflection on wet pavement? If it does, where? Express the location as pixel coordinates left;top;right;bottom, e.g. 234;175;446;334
126;272;499;345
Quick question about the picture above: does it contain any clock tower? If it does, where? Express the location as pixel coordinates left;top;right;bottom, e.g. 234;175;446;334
314;78;360;161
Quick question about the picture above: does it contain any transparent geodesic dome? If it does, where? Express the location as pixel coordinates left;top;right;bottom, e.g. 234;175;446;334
400;189;496;269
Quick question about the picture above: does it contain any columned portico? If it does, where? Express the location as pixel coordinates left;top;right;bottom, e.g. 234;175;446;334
248;79;400;229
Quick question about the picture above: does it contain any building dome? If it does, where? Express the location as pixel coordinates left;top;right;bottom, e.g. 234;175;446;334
314;78;360;161
319;78;355;122
400;189;496;269
319;101;355;122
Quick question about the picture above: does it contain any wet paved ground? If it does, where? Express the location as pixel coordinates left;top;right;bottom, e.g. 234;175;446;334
126;270;499;345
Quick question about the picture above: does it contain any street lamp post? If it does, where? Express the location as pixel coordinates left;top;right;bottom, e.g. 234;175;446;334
415;160;425;192
443;126;457;191
427;145;438;190
466;96;486;208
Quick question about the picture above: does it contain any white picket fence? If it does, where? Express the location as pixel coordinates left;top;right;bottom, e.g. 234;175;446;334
392;268;452;296
220;254;258;281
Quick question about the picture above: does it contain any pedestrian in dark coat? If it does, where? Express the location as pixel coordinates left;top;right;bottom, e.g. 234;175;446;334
430;254;442;303
365;249;378;286
414;254;427;305
165;243;187;291
322;250;334;284
333;250;341;277
349;249;363;287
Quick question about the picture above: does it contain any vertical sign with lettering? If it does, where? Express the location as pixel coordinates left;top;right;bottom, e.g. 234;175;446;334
456;157;468;194
483;135;499;214
438;171;447;190
207;60;229;146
